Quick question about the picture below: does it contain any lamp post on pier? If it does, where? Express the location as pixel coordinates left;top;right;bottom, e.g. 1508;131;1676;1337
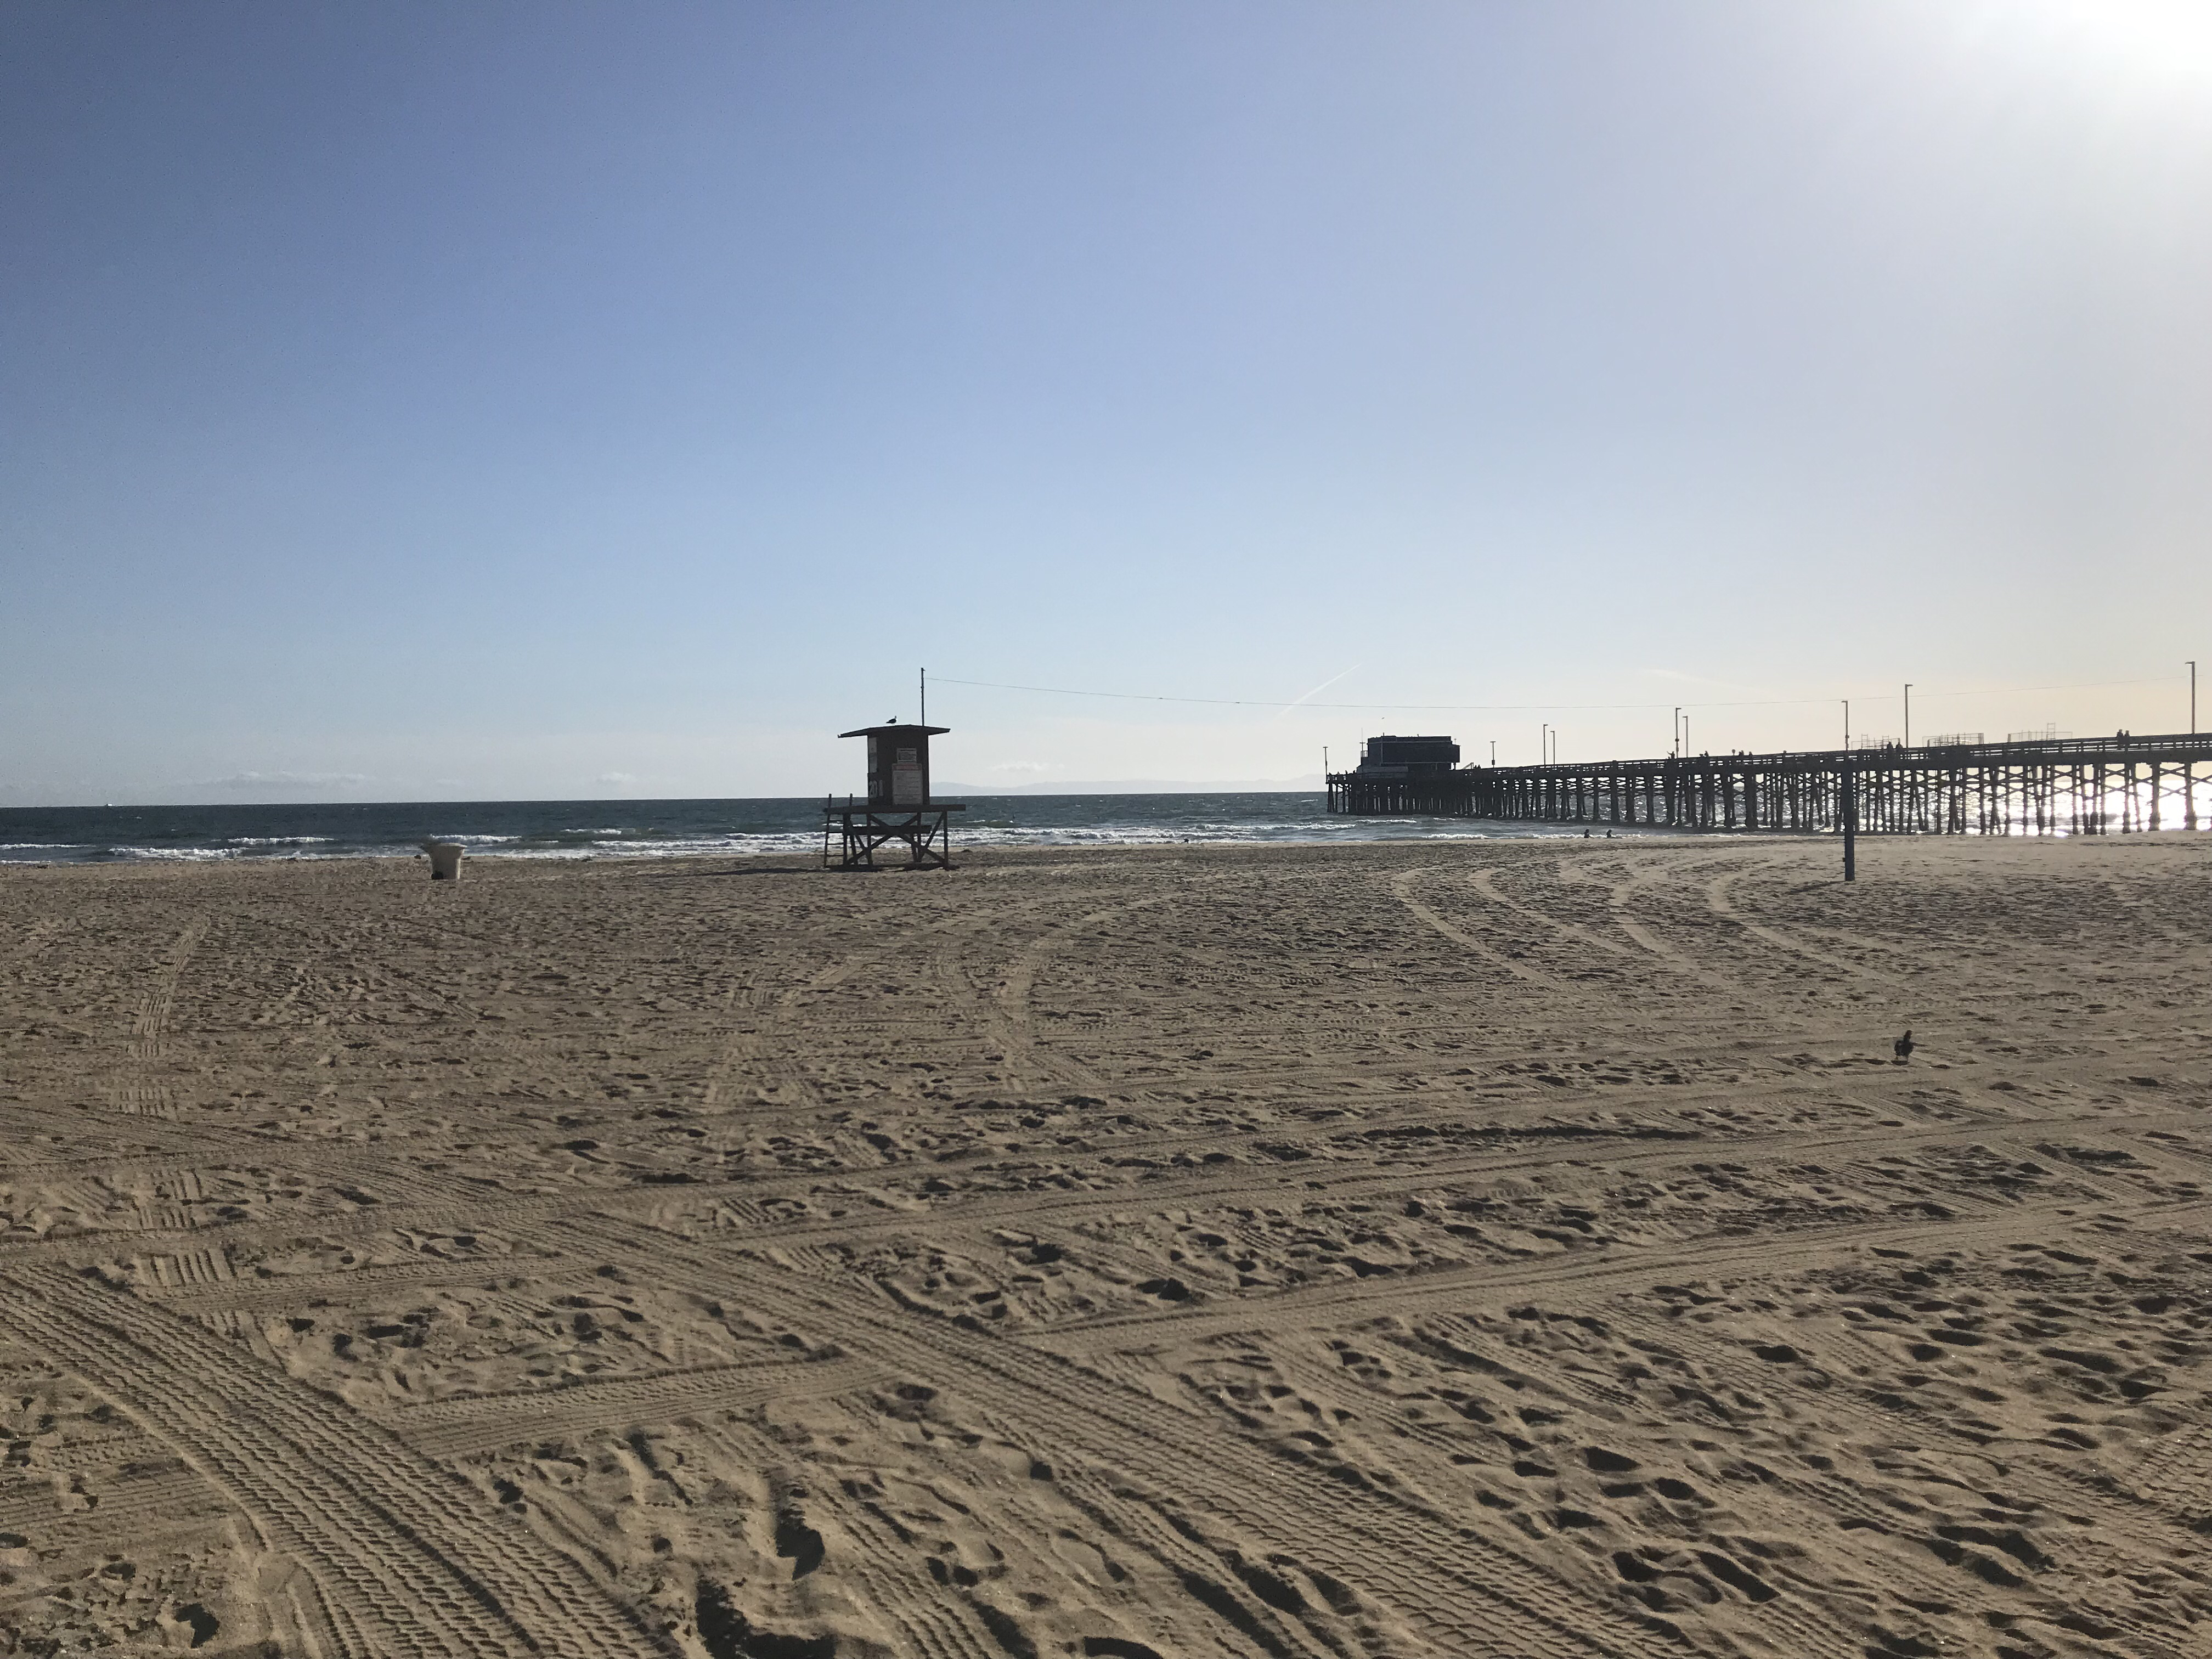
1903;684;1912;749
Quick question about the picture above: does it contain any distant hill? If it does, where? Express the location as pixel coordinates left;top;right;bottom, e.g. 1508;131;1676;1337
934;776;1324;796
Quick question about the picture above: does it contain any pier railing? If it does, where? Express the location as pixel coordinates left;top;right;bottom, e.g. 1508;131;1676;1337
1327;731;2212;836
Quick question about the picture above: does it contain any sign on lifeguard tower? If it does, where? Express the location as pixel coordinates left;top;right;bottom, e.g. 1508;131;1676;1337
823;723;963;870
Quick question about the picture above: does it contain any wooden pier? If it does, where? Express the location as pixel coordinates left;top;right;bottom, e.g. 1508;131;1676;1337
1328;731;2212;835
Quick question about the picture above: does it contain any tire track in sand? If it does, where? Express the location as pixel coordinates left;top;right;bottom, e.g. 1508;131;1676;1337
1705;868;1903;985
2;1262;672;1658
108;919;207;1118
979;889;1204;1094
549;1214;1670;1659
1025;1192;2212;1357
717;888;1056;1107
382;1353;887;1460
1387;868;1561;988
127;1094;2181;1327
1587;852;1790;1005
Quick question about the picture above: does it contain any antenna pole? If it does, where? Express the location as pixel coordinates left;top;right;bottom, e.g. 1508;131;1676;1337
920;667;926;727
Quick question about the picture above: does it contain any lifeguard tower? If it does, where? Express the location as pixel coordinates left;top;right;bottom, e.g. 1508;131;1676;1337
822;723;963;870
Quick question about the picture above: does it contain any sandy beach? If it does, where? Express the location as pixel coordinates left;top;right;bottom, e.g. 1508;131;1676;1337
3;833;2210;1659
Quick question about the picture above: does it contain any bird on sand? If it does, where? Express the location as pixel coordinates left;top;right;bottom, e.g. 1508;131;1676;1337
1894;1030;1915;1062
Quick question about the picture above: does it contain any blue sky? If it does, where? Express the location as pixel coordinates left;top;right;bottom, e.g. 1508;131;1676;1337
4;1;2209;803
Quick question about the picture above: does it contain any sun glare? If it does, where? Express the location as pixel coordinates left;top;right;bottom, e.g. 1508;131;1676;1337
2039;0;2212;83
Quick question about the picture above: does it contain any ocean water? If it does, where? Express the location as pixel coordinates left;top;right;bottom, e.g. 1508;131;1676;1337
0;794;1655;866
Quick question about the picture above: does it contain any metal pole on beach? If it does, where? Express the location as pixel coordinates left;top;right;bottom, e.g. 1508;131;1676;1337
1842;758;1857;882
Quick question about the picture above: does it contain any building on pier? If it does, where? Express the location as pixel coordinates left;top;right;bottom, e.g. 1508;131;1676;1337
1326;735;1467;815
1355;735;1461;775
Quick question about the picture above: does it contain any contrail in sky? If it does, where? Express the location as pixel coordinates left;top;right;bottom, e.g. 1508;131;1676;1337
1273;665;1360;721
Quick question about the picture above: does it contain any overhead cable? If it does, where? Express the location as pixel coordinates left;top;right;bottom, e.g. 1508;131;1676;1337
932;674;2180;715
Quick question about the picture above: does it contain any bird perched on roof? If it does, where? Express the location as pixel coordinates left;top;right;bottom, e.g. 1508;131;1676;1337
1894;1030;1915;1062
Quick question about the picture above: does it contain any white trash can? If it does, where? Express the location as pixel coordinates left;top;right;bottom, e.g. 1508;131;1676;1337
421;840;465;881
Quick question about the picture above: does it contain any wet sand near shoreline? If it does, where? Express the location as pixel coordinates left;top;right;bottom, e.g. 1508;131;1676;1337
3;834;2210;1659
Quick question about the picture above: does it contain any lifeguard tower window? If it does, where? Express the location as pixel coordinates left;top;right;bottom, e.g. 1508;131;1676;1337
1358;735;1460;775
